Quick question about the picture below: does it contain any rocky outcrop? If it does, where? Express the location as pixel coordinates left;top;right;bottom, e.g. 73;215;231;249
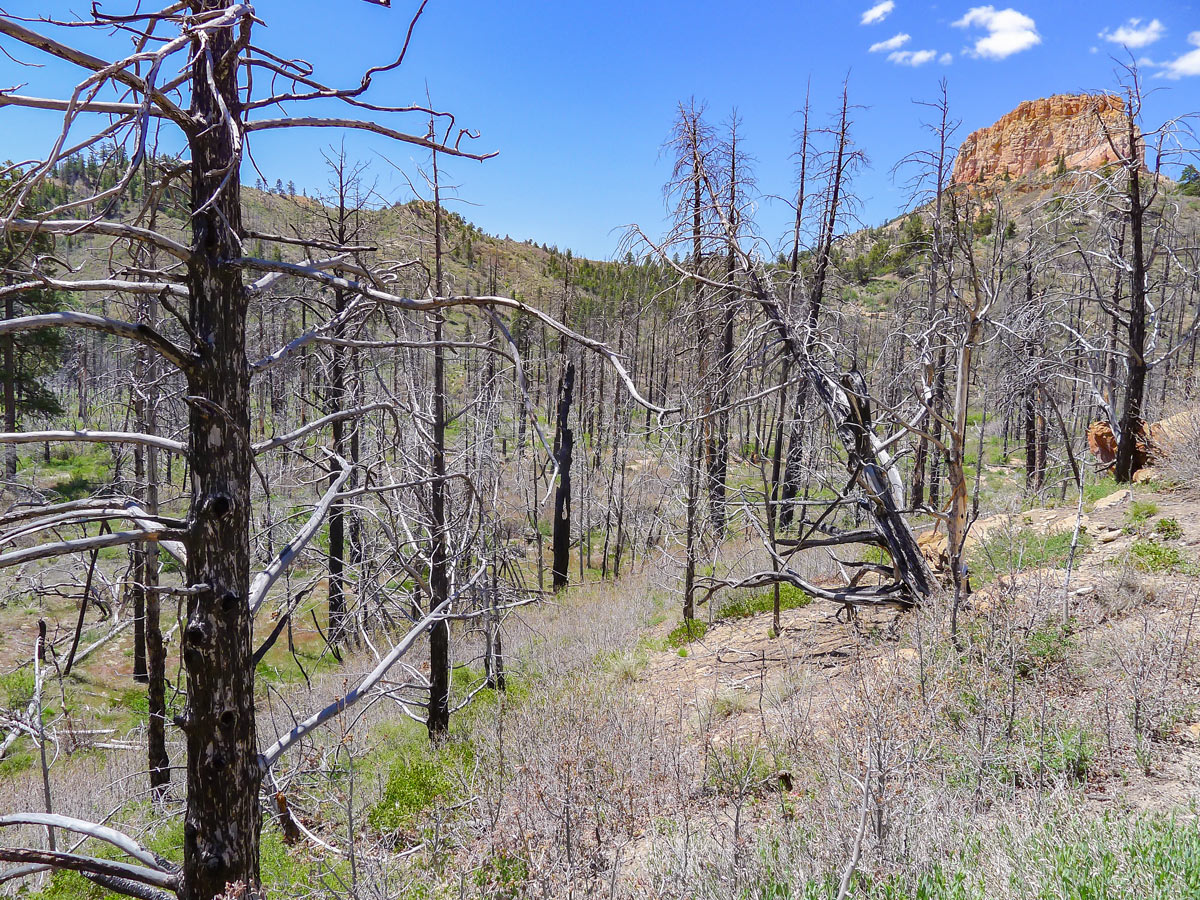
952;94;1131;185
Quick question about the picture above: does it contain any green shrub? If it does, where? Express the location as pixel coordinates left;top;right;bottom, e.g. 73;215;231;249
473;849;529;899
666;618;708;647
1016;619;1074;677
367;741;470;833
1034;724;1094;783
1154;517;1183;540
0;668;35;710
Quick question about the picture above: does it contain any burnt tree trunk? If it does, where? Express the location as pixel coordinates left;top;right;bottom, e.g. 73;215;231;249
180;5;261;897
427;147;451;742
3;286;15;478
552;361;575;591
1114;103;1148;484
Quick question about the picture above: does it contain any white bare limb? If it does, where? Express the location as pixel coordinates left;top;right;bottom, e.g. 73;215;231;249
0;848;177;893
244;117;497;161
248;455;353;614
0;278;186;303
0;815;168;872
0;312;191;371
0;528;188;569
252;404;390;454
0;431;186;456
1;218;191;262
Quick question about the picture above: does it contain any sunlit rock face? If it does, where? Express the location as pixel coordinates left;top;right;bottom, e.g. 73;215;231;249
952;94;1133;185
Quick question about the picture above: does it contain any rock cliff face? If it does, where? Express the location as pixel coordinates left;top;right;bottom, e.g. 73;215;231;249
951;94;1130;185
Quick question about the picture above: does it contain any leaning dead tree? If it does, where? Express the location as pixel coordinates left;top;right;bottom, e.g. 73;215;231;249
635;96;935;611
0;3;665;899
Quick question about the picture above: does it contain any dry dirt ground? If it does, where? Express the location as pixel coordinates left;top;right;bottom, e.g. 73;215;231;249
637;482;1200;811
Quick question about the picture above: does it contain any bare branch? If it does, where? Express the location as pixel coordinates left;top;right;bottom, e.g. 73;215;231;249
244;117;496;161
2;218;191;262
252;404;390;455
248;455;353;614
0;814;169;873
0;430;186;456
0;528;188;569
0;848;177;893
0;312;192;371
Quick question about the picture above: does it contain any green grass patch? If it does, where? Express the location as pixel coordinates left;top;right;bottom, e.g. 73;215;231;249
1084;476;1121;507
1129;538;1197;575
1127;499;1160;528
0;744;34;777
255;638;341;686
717;584;811;621
34;447;111;501
971;528;1091;585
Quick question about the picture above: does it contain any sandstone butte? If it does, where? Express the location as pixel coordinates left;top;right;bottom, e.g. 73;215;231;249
951;93;1134;185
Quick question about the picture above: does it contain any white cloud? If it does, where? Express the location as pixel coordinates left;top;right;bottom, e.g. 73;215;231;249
953;6;1041;59
1100;18;1165;48
869;32;910;52
939;52;954;64
1161;31;1200;78
861;1;895;25
889;48;938;65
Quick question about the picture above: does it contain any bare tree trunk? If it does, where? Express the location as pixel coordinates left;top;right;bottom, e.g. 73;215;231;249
3;285;15;478
552;361;575;591
180;6;261;894
1115;99;1148;483
427;147;451;742
132;439;148;684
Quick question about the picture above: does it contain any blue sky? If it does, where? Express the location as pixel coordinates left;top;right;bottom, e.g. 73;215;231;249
2;1;1198;259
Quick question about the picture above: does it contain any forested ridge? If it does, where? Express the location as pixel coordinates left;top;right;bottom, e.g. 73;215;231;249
1;4;1200;900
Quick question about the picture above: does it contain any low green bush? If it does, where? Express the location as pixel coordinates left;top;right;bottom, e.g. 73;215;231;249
368;740;472;833
666;618;708;647
1154;517;1183;540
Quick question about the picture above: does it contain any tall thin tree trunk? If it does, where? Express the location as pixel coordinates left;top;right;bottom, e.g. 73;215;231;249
180;5;261;894
1115;100;1148;483
552;361;575;590
427;146;451;742
3;285;15;478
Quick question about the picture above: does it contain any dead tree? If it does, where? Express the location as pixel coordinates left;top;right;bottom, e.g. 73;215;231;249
779;79;865;528
551;361;575;590
636;88;933;611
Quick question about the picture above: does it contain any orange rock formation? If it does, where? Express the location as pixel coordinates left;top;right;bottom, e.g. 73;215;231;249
952;94;1131;185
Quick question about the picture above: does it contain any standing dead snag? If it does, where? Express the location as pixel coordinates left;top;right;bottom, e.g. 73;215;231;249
178;5;262;895
552;361;575;590
0;1;501;896
637;90;933;610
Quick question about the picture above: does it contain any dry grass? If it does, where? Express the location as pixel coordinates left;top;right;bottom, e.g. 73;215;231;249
5;510;1200;899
